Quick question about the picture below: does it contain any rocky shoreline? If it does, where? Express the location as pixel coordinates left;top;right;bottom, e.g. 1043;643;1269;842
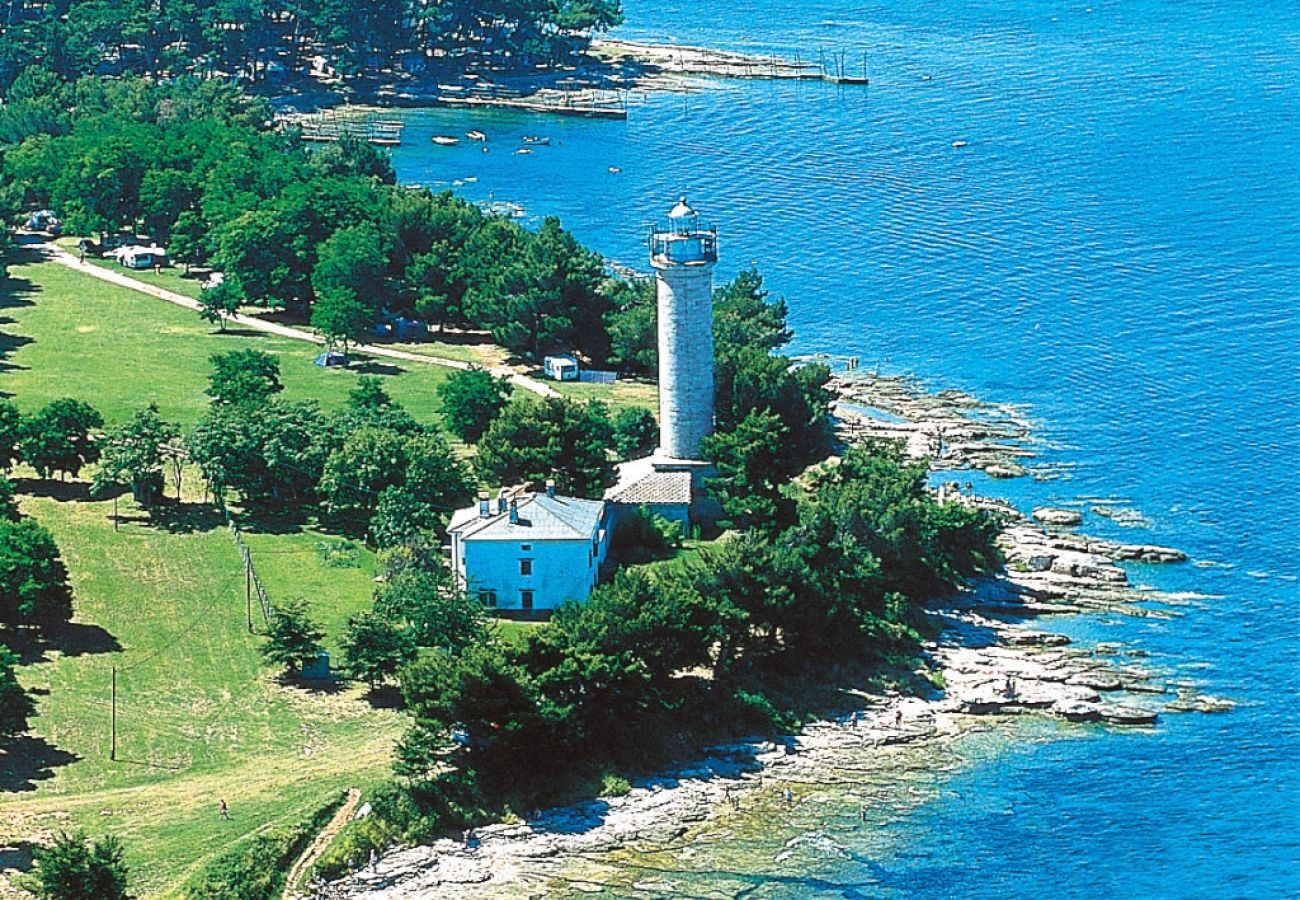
324;373;1229;898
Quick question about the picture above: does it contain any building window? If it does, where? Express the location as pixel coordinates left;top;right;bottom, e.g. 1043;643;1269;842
478;589;497;608
520;558;533;576
520;544;532;552
520;590;534;610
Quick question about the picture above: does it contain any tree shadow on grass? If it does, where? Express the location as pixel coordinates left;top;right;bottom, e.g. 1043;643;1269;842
147;501;225;534
13;478;92;503
4;622;122;665
352;360;404;377
208;327;269;339
0;840;38;876
235;507;310;535
362;685;404;710
0;735;80;793
276;673;347;696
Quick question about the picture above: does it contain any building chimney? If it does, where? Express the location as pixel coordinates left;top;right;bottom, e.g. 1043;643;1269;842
477;491;490;519
508;500;519;525
545;478;556;499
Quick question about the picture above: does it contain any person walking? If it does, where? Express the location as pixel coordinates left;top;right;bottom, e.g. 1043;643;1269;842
219;798;229;820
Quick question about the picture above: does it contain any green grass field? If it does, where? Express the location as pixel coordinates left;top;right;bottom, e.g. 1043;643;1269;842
0;254;420;897
51;237;507;369
1;252;457;426
0;248;662;897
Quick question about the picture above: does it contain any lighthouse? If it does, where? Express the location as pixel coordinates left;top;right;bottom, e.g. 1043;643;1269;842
605;197;721;528
648;196;718;461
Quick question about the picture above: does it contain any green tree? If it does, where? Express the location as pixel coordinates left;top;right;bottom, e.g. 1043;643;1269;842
341;610;416;688
370;486;435;549
260;598;325;674
610;406;658;460
18;399;103;479
436;367;512;443
206;349;283;405
400;431;472;517
310;222;388;348
0;518;75;626
374;560;486;652
603;278;656;373
473;397;614;497
0;643;34;740
319;427;407;526
701;407;792;531
0;399;23;470
29;831;130;900
91;404;179;506
0;477;20;522
198;281;241;332
310;288;372;350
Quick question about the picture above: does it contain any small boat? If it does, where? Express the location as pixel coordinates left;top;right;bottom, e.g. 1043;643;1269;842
607;166;622;174
432;135;460;146
466;130;487;142
463;176;478;183
521;135;551;146
514;148;532;155
952;140;969;149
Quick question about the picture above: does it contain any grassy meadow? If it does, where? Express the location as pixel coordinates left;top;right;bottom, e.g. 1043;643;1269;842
0;253;423;896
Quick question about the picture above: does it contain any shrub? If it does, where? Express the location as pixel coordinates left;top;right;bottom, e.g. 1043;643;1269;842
599;772;632;798
184;795;340;900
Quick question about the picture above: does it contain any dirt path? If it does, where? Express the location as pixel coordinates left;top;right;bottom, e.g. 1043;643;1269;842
31;239;557;399
283;786;362;899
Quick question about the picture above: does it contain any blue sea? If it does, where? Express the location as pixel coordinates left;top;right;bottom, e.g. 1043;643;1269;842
390;1;1300;895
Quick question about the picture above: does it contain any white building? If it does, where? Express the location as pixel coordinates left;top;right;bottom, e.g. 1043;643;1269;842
448;486;609;617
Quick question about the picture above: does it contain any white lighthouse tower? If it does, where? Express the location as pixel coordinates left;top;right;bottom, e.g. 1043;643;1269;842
648;196;718;461
604;197;720;528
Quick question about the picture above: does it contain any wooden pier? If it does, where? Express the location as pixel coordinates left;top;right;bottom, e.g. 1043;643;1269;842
283;111;405;146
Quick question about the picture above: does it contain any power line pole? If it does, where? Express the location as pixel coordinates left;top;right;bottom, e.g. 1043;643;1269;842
113;494;119;532
246;558;253;633
110;665;117;761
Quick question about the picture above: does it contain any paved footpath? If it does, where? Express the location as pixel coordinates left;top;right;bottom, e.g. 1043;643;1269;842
33;240;557;399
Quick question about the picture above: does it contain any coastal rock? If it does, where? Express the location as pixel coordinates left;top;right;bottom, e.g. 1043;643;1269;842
985;463;1027;479
1053;700;1102;722
1098;705;1159;726
1165;694;1236;714
1111;544;1188;564
1033;506;1083;527
1004;631;1071;648
1066;672;1124;691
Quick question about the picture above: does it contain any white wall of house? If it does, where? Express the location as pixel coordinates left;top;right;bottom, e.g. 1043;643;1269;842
452;524;609;613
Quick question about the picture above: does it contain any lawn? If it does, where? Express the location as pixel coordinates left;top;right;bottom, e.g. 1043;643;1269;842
1;250;454;426
0;486;401;898
50;237;507;369
552;376;659;415
0;253;424;896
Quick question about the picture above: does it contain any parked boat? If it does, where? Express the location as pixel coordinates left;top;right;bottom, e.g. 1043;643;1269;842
432;135;460;146
521;135;551;146
514;148;532;155
952;140;969;149
466;130;488;141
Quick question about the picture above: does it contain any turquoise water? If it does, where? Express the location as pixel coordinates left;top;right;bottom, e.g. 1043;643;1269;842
390;1;1300;895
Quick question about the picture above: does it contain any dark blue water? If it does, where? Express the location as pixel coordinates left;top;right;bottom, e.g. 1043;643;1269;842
390;1;1300;895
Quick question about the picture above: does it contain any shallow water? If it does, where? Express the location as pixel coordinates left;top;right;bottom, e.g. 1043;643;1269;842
389;1;1300;895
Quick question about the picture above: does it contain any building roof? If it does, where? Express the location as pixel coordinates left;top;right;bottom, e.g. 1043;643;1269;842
604;456;693;506
449;492;605;541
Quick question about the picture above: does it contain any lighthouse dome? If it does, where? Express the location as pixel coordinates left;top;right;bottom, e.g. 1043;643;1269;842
668;196;696;219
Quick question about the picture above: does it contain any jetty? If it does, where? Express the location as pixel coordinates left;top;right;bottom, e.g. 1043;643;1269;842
279;110;405;146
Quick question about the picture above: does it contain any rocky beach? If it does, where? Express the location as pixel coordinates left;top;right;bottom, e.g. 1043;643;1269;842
324;374;1230;898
